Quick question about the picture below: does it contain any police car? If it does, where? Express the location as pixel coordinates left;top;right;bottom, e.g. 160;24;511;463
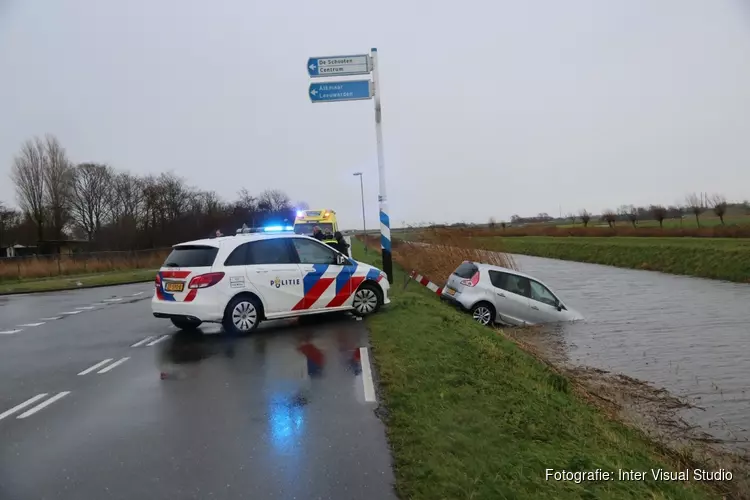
151;228;390;334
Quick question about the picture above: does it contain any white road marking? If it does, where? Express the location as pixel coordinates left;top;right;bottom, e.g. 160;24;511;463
75;306;95;310
0;394;48;421
131;292;144;296
90;303;106;306
131;336;155;347
17;392;70;419
60;311;82;315
17;322;45;327
78;358;114;375
97;357;130;373
103;298;122;303
146;335;170;347
359;347;377;403
0;329;22;335
39;317;62;321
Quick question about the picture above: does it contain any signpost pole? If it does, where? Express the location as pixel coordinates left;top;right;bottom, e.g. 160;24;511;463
353;172;367;254
371;47;393;284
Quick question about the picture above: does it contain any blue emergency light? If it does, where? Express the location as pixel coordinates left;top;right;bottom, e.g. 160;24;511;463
296;210;305;218
263;225;294;232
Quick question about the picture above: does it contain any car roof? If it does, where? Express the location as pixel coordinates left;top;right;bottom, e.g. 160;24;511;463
172;233;318;249
471;262;539;281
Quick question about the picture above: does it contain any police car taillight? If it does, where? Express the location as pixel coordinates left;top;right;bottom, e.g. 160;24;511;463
154;273;161;288
188;272;225;289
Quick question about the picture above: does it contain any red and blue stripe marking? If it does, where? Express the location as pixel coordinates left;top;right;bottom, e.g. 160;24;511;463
155;270;198;302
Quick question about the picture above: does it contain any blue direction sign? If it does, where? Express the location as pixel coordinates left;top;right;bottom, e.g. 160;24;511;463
309;80;373;103
307;55;371;77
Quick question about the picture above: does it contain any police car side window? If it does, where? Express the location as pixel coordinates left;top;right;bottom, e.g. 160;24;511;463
247;239;295;265
292;238;337;265
224;243;251;266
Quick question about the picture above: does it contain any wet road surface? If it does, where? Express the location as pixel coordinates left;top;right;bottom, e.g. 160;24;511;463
0;284;396;500
512;254;750;453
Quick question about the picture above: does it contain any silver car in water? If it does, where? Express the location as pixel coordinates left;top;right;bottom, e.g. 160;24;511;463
440;261;583;326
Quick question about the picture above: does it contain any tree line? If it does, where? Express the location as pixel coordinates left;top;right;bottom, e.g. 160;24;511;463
506;193;748;228
0;135;307;253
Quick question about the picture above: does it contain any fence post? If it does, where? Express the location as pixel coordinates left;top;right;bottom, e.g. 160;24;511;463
17;259;21;281
57;254;61;275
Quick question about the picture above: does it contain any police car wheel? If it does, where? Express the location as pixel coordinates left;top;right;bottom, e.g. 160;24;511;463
170;317;202;331
223;295;261;335
351;283;382;317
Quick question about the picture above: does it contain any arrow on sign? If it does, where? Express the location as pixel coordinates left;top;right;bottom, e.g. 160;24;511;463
308;62;317;72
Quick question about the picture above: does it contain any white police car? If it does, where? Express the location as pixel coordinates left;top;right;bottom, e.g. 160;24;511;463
151;230;390;334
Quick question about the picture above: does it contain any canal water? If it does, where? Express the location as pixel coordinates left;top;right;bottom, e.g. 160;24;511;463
512;254;750;453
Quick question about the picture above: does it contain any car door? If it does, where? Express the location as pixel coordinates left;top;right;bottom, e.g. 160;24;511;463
244;238;304;315
289;237;347;311
488;270;533;326
527;280;565;324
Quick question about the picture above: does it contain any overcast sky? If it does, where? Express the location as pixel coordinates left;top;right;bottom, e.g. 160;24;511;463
1;0;749;229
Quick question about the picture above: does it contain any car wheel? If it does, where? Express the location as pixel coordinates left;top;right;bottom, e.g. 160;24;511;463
471;302;495;326
223;295;261;335
170;317;202;330
351;283;382;317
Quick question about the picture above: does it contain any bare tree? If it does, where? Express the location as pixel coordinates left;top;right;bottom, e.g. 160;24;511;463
601;209;617;228
685;193;703;227
43;135;73;239
488;216;497;229
649;205;667;228
11;137;47;241
621;205;637;228
236;188;258;212
579;209;591;227
257;189;291;212
710;194;728;225
0;202;19;250
69;163;113;240
565;212;576;224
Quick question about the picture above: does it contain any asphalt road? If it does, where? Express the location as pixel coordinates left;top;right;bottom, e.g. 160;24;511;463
0;283;396;500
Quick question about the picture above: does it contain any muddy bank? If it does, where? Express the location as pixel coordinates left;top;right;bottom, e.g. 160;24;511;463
502;325;750;499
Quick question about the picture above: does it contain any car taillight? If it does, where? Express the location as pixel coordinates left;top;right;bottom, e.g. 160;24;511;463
188;272;225;289
460;271;480;287
154;273;161;288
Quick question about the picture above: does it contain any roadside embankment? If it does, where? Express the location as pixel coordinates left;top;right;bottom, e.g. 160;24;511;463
0;268;157;295
352;239;723;499
450;235;750;283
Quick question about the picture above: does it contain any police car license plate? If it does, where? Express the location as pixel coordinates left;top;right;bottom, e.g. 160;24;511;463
447;288;456;296
165;281;184;292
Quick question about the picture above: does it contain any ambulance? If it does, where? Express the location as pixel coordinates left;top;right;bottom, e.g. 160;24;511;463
293;209;339;243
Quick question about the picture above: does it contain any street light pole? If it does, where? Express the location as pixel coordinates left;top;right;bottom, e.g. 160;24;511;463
353;172;367;253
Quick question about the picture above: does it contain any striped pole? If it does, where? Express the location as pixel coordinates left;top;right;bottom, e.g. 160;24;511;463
371;47;393;283
409;271;443;296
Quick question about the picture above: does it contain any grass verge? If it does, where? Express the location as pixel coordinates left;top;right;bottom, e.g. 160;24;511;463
0;268;157;295
352;239;719;499
474;236;750;283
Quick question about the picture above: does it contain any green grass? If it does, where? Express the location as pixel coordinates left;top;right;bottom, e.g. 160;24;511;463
352;239;717;499
475;236;750;283
0;268;157;294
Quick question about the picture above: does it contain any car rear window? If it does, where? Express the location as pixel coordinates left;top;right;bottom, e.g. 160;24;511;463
453;261;478;279
163;245;219;268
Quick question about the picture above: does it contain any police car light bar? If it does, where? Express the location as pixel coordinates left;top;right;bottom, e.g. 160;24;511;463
263;225;294;232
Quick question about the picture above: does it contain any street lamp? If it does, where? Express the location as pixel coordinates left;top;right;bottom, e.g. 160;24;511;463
353;172;366;252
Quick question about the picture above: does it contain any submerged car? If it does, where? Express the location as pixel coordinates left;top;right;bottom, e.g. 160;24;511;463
441;261;583;326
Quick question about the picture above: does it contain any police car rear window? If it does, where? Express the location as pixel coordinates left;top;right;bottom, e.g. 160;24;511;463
163;246;219;268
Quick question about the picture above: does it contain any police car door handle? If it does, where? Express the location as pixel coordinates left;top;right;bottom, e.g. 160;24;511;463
255;269;269;274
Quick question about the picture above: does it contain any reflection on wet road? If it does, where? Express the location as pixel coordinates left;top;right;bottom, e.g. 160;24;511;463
0;286;396;500
514;254;750;452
